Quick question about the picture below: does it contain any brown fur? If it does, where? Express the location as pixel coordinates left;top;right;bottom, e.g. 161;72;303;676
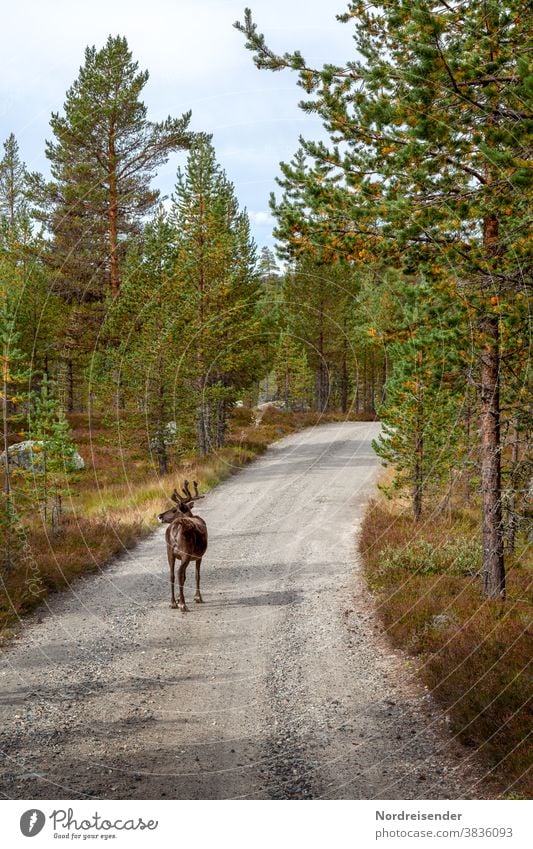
166;516;208;560
158;482;208;612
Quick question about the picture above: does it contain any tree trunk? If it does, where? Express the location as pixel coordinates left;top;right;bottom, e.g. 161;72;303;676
108;127;119;299
362;353;368;413
413;364;423;522
315;361;329;413
369;354;375;416
157;442;169;476
196;398;209;457
340;333;348;414
2;363;12;572
51;490;62;535
315;306;329;413
413;435;423;523
68;358;75;412
480;215;505;599
381;354;387;405
505;420;519;556
216;399;226;449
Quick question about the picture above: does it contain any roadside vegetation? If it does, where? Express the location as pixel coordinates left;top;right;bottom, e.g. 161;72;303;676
360;492;532;798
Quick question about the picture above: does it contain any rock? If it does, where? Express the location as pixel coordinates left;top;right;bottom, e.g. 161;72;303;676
429;613;458;632
149;421;177;450
0;440;42;471
0;440;85;472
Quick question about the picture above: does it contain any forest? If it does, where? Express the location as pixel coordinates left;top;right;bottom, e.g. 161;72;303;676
0;1;531;792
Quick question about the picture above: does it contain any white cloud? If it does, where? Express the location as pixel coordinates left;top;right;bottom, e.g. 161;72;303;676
248;211;274;225
0;0;356;249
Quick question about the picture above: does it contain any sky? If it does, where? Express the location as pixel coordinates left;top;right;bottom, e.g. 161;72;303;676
0;0;355;253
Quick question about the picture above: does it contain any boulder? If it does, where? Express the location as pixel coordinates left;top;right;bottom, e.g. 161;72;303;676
149;422;178;451
0;440;85;472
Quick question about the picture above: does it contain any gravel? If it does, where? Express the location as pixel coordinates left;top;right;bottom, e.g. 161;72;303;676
0;422;488;799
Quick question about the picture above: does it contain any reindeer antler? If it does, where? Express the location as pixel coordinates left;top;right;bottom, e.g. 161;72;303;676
170;481;204;506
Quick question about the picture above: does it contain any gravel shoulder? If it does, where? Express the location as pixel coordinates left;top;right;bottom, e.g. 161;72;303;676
0;422;487;799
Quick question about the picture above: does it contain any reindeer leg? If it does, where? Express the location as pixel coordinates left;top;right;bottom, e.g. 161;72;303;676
194;558;203;603
168;549;178;609
178;556;190;612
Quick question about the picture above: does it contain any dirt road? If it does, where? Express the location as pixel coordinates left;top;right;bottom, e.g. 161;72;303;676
0;422;483;799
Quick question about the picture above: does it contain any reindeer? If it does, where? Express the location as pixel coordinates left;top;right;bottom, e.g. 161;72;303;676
158;480;208;612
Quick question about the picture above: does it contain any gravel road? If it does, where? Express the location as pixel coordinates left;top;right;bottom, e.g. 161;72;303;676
0;422;485;799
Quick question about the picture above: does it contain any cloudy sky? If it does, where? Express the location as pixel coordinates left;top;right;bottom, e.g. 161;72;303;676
1;0;355;252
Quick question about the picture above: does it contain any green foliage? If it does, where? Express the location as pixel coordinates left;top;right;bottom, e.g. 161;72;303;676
95;137;270;466
32;34;192;301
171;135;269;454
236;0;531;591
0;289;31;572
29;375;79;528
376;538;482;581
370;275;471;515
0;133;28;226
281;257;360;412
272;331;313;410
0;289;31;436
0;493;25;575
98;208;192;471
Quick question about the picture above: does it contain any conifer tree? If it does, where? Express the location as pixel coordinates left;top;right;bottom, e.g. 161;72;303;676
100;210;191;472
370;276;469;519
0;135;64;382
0;134;28;227
33;35;193;302
0;290;31;572
273;332;313;410
29;375;79;530
257;246;275;275
236;1;532;597
171;136;266;454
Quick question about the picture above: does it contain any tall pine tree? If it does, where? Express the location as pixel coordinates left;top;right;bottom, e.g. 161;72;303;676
33;35;193;302
171;135;266;454
236;1;532;597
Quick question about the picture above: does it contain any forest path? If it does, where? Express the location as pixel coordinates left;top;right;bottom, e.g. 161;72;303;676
0;422;483;799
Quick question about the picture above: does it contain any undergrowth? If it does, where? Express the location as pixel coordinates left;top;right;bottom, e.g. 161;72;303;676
360;499;533;798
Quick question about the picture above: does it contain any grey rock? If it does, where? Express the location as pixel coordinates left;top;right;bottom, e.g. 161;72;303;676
0;440;85;472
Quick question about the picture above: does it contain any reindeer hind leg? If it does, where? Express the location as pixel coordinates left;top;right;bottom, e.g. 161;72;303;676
194;558;203;603
178;556;190;612
168;549;178;609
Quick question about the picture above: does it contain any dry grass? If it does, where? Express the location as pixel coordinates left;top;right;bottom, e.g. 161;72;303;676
360;499;533;798
1;405;369;639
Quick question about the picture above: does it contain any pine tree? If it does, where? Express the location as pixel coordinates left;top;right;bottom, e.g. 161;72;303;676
0;133;28;227
29;375;79;531
236;1;532;597
99;209;192;472
171;136;266;454
258;246;278;279
0;289;31;572
33;35;193;302
273;331;313;410
370;276;469;519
